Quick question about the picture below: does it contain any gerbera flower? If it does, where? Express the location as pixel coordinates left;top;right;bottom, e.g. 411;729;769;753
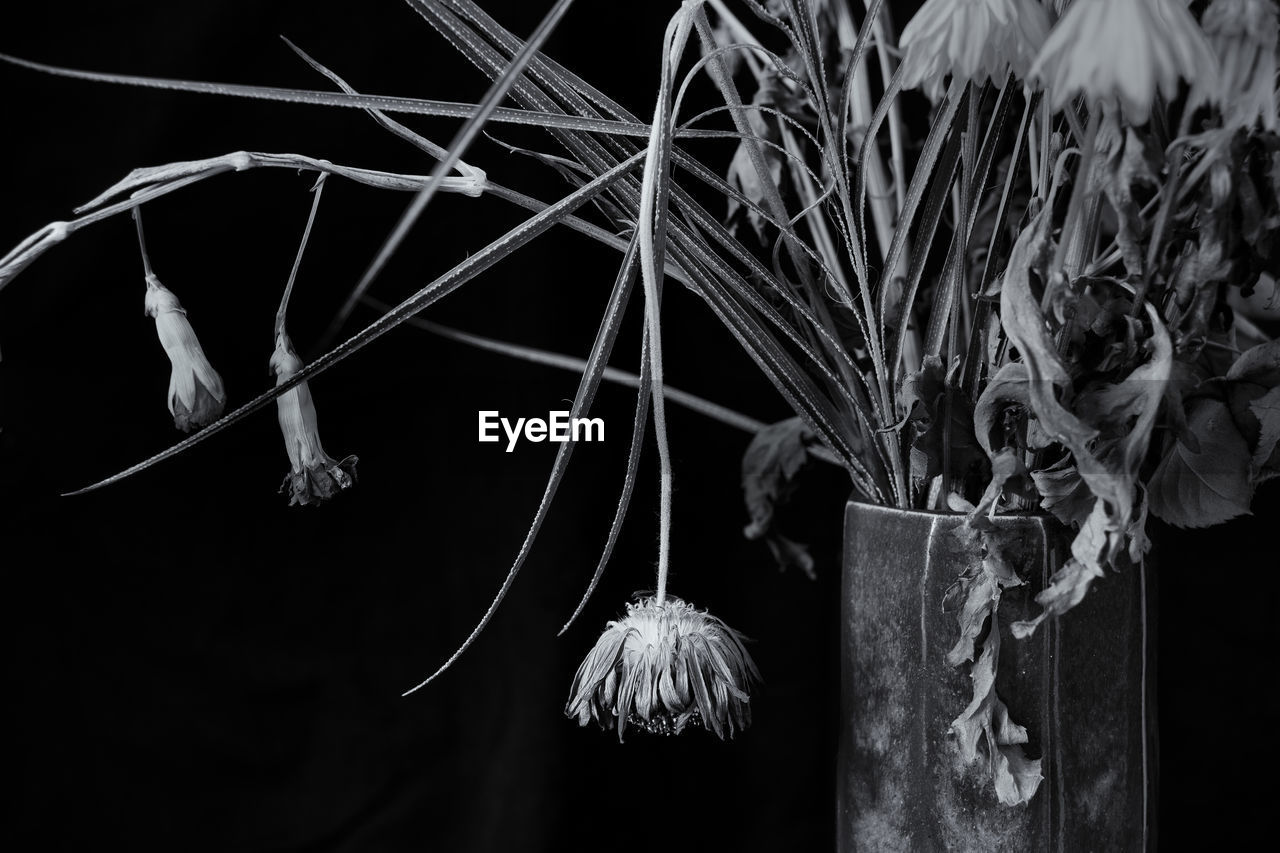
270;333;357;506
143;274;226;432
1198;0;1278;131
1030;0;1218;125
565;595;759;740
898;0;1051;97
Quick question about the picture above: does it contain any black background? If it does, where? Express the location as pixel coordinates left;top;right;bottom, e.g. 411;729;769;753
0;2;1275;850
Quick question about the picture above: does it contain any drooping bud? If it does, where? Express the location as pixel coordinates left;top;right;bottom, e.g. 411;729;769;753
144;274;226;432
270;334;357;506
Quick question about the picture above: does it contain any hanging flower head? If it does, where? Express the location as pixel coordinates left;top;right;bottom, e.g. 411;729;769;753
898;0;1051;98
270;333;357;506
1198;0;1278;131
143;274;226;432
565;595;759;740
1030;0;1218;125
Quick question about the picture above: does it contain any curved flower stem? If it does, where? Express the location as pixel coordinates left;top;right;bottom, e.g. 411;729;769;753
641;6;698;609
275;173;327;340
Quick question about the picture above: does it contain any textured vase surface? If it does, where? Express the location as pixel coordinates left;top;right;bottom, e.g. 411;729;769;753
838;501;1155;852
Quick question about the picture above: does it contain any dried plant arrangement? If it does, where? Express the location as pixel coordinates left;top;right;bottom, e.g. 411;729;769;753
2;0;1278;840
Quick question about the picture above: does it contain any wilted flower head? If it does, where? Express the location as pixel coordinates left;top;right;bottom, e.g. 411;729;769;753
898;0;1051;97
143;274;225;432
1030;0;1219;125
270;334;357;506
1198;0;1278;131
565;595;759;740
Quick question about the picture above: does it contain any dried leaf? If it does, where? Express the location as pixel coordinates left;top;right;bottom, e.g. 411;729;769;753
945;524;1040;804
1030;459;1093;528
742;417;816;575
1148;397;1255;528
973;363;1031;456
950;608;1043;806
1249;386;1280;481
1011;499;1118;638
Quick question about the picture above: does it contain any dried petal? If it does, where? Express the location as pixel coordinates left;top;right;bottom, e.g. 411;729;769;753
565;596;759;740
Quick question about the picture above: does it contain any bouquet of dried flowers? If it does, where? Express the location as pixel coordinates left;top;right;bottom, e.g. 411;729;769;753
2;0;1277;806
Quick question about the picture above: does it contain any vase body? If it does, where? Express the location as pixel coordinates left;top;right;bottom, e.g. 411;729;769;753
838;501;1155;852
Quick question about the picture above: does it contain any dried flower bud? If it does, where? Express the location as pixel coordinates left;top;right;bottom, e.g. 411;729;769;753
270;334;357;506
144;274;226;432
1031;0;1218;125
565;595;759;740
899;0;1051;98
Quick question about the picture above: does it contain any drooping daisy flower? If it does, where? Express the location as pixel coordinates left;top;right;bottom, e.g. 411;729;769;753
143;274;226;432
898;0;1051;97
565;595;759;740
1198;0;1278;131
1030;0;1218;125
270;333;357;507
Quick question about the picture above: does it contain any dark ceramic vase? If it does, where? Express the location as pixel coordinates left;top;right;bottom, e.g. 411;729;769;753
838;501;1156;852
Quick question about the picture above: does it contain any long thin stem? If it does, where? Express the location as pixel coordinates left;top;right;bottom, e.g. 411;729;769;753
275;174;327;338
132;207;154;279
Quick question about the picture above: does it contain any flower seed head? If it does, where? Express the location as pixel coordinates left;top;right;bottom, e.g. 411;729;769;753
1030;0;1219;125
565;595;759;740
270;334;357;506
144;274;226;432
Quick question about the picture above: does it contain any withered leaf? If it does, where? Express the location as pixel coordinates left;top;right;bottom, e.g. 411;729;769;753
741;417;816;577
950;607;1043;805
1148;397;1255;528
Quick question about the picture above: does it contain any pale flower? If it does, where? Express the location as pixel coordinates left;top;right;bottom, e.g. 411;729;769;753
270;334;357;506
143;274;225;432
898;0;1051;97
1198;0;1278;131
565;595;759;740
1030;0;1218;125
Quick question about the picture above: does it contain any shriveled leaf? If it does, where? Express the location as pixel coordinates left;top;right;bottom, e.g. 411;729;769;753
1249;387;1280;481
969;448;1030;521
1030;460;1094;528
1148;398;1255;528
742;417;817;575
944;523;1039;804
1225;341;1280;479
944;527;1022;667
1011;499;1117;638
1095;120;1161;277
973;363;1031;456
950;609;1043;806
998;211;1109;497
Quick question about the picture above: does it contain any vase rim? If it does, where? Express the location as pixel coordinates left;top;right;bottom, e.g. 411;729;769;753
845;497;1051;524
